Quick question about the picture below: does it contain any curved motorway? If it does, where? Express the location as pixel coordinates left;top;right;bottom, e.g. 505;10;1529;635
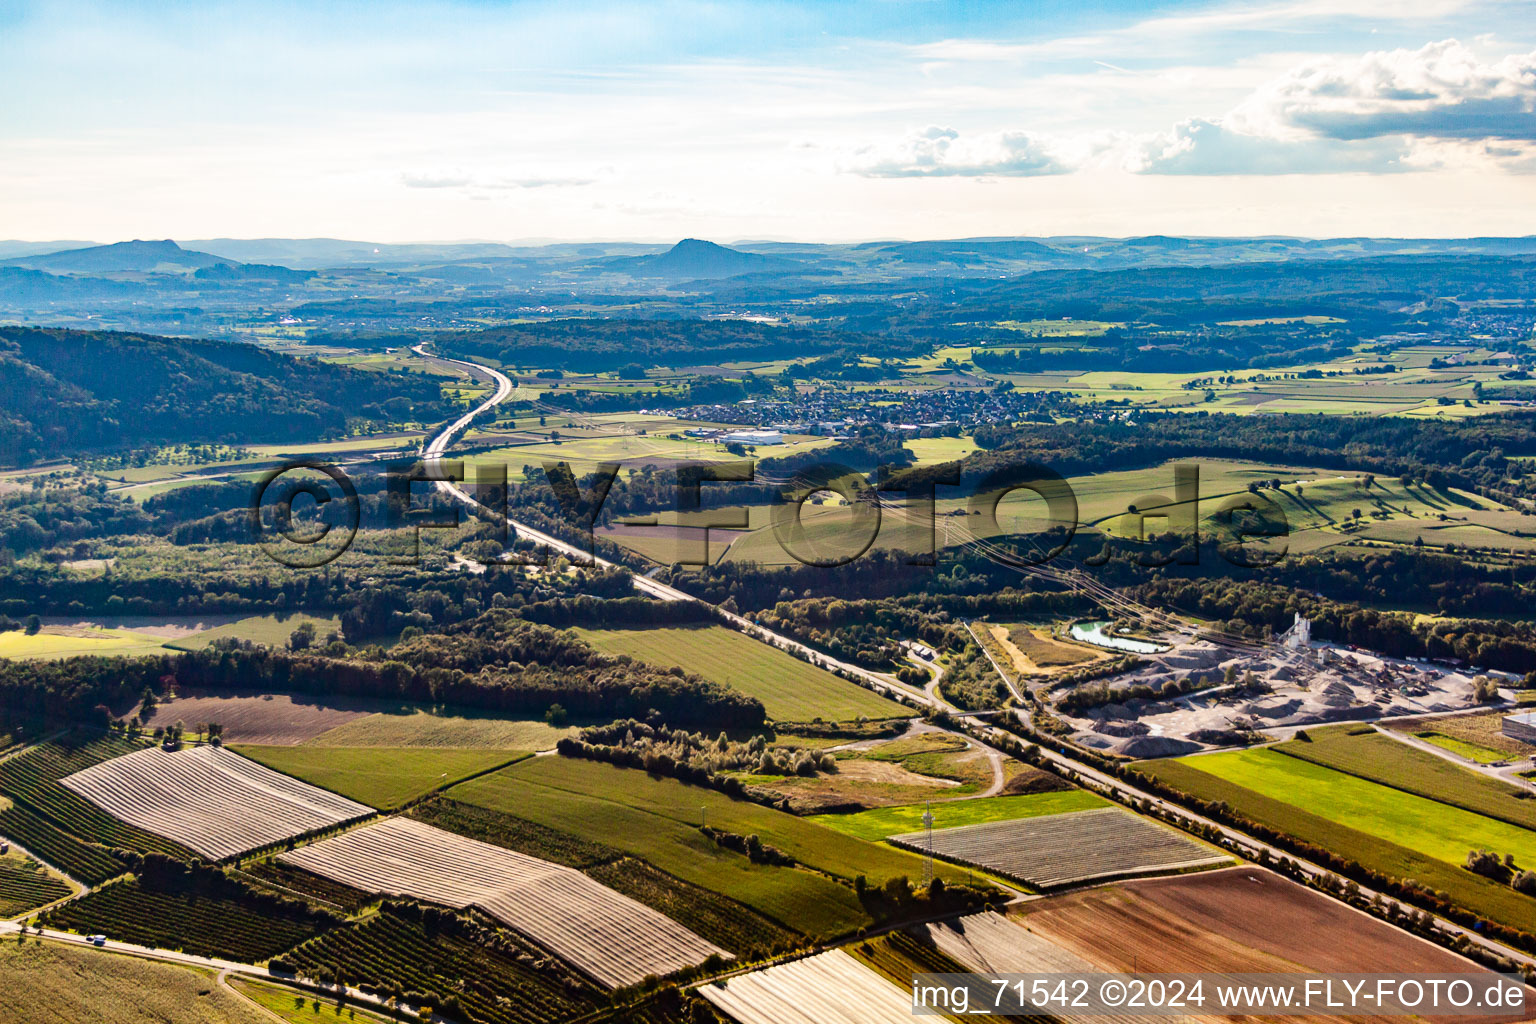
414;342;1536;973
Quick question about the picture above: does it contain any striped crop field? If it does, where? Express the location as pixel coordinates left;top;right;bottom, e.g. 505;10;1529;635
279;817;726;988
890;807;1227;889
0;735;190;858
60;745;373;860
698;949;908;1024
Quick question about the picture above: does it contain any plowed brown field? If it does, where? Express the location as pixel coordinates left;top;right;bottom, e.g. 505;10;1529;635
1017;867;1534;1024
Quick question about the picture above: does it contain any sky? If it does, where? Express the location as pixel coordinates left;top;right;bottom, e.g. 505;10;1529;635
2;0;1534;242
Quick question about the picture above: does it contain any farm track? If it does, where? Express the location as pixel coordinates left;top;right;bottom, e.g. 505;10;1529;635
60;745;373;860
279;817;726;988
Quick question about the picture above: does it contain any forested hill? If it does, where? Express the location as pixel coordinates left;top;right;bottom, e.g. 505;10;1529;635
0;327;447;465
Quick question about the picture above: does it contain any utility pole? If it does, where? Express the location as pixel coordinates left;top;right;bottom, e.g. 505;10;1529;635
922;801;935;887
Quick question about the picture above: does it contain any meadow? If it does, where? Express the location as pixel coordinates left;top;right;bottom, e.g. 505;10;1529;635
570;624;908;722
232;745;529;810
303;708;575;750
0;625;170;660
226;978;394;1024
1162;748;1536;866
809;789;1108;842
168;613;345;651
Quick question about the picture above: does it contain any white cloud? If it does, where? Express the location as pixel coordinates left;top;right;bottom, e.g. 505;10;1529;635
1133;39;1536;174
1234;39;1536;141
1128;117;1415;174
843;125;1070;178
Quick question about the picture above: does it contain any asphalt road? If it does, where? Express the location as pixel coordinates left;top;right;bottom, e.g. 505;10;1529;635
412;343;1536;974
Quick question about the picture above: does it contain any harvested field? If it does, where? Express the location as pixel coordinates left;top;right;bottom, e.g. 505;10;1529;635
305;708;573;750
135;692;375;745
0;940;273;1024
279;817;727;988
699;949;908;1024
891;807;1226;889
1017;867;1534;1024
60;745;372;860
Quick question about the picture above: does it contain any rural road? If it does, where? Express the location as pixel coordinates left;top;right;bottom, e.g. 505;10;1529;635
0;921;423;1021
407;343;1536;976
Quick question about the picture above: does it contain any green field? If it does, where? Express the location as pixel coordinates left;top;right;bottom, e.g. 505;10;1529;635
449;756;965;936
1139;749;1536;932
571;624;909;722
1417;732;1513;764
304;709;574;750
0;627;169;660
809;790;1109;842
691;458;1514;567
232;746;528;809
1274;726;1536;829
227;978;393;1024
169;614;345;652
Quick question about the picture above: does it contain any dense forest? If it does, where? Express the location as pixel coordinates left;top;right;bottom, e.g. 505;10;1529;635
0;609;764;736
433;319;921;372
0;327;449;464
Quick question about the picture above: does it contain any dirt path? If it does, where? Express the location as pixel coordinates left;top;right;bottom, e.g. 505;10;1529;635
1376;725;1536;790
218;969;290;1024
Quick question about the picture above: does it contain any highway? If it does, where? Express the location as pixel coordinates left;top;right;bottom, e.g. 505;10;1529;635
411;343;928;706
411;342;1536;973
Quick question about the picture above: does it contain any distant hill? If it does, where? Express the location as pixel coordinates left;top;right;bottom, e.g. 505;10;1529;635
181;238;526;269
0;239;235;274
0;241;98;260
616;238;795;279
192;262;315;284
0;327;447;465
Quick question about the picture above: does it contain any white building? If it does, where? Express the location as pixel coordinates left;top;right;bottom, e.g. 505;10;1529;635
721;429;784;446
